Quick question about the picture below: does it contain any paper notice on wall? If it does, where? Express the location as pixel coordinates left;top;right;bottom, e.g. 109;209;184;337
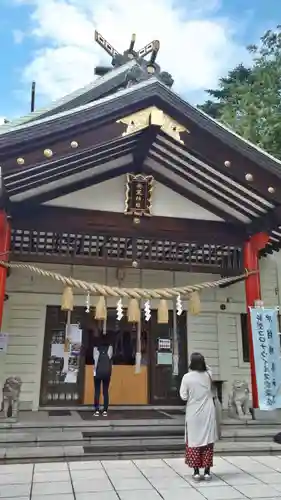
62;352;69;374
65;369;78;384
135;352;142;374
67;324;82;344
51;343;64;358
0;333;8;354
157;352;173;365
172;354;179;376
158;338;171;350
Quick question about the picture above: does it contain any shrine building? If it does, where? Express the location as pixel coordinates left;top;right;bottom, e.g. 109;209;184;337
0;32;281;413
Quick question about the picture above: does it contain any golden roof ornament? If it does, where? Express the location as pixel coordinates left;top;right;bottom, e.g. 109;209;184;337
117;106;188;144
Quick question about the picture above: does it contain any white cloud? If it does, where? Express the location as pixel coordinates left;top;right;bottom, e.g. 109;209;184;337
18;0;248;104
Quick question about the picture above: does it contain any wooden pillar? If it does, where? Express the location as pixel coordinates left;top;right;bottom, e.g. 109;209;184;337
0;211;10;327
244;233;269;409
0;211;10;409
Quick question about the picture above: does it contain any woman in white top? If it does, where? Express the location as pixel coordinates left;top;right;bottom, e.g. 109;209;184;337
180;352;217;481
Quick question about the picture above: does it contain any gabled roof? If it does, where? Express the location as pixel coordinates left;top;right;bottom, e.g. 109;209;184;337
0;60;144;134
2;73;281;256
1;76;281;180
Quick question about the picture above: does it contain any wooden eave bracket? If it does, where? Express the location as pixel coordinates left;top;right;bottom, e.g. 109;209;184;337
117;106;189;144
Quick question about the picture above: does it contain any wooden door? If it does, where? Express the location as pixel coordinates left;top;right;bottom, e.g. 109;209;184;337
149;309;187;405
40;306;87;406
83;309;149;405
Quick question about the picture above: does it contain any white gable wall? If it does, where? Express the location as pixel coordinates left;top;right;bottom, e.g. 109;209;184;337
45;175;223;221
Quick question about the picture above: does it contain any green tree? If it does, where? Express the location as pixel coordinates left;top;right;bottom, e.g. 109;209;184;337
198;26;281;159
198;64;253;119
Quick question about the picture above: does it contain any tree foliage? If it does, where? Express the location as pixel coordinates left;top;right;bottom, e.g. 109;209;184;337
198;26;281;159
199;64;253;119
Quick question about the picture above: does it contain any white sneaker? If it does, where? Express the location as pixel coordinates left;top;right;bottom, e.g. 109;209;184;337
192;474;200;482
204;473;212;481
94;410;100;417
102;411;108;417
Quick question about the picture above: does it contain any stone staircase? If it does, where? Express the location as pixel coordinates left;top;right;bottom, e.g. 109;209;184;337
0;409;281;463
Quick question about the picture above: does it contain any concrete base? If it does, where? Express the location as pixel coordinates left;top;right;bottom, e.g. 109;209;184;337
253;408;281;421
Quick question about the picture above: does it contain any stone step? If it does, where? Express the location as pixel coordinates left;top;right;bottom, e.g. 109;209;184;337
221;419;281;426
221;427;281;439
0;418;184;430
1;439;281;463
2;415;281;430
1;420;280;434
0;423;279;449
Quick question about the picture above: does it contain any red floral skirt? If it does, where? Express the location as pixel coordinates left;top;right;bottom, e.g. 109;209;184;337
185;441;214;468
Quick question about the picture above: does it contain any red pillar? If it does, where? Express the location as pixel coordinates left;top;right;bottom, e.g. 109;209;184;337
0;212;10;328
244;232;269;409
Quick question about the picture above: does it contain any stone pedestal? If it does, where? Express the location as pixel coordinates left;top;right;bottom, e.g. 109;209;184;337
253;408;281;422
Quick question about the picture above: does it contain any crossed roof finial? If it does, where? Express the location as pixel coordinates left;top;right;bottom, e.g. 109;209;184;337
94;30;160;69
94;30;174;88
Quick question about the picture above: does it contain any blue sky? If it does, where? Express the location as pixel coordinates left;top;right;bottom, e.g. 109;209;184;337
0;0;279;120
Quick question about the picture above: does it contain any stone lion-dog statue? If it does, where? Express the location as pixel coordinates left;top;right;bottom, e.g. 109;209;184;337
1;376;22;419
228;380;251;419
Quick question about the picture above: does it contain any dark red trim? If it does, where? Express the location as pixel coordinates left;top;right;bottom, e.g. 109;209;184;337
244;232;269;409
0;212;10;327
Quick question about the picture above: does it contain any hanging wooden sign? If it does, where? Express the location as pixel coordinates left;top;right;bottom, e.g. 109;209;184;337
125;174;153;216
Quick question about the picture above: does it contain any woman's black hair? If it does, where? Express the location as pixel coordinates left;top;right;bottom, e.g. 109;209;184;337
189;352;207;372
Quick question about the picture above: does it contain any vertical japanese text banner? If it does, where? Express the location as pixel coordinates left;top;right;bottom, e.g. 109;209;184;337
250;308;281;410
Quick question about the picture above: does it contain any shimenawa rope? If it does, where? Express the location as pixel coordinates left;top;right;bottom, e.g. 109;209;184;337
0;261;256;299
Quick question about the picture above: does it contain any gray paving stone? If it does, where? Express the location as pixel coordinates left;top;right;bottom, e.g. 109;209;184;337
69;460;103;470
234;484;281;498
0;483;31;497
134;459;165;468
33;471;70;483
32;496;74;500
242;463;273;474
225;457;272;474
164;458;185;467
117;491;162;500
0;472;32;484
70;468;108;480
218;472;263;485
159;490;206;500
76;493;119;500
266;484;281;494
149;476;190;489
72;478;113;493
253;457;281;471
0;464;33;475
195;485;246;499
107;467;143;478
31;481;73;496
140;466;179;478
34;462;68;472
103;460;136;469
111;477;153;491
258;473;281;484
1;498;29;500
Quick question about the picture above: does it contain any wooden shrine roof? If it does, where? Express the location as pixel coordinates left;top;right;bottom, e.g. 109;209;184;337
0;60;139;132
1;76;281;257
